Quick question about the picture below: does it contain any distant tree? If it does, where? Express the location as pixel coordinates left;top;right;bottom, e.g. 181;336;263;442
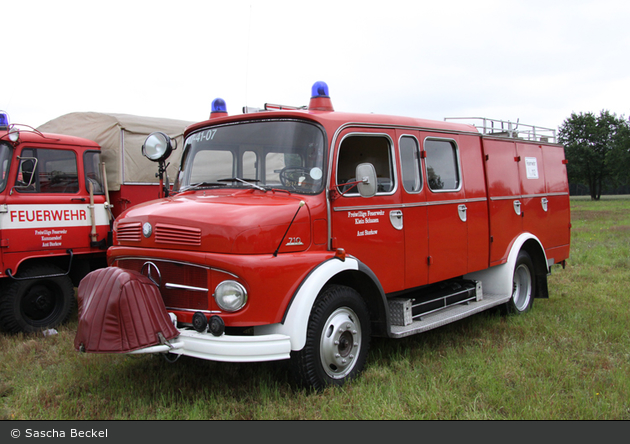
558;110;630;200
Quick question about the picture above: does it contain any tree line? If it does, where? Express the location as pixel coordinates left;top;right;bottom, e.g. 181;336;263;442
558;110;630;200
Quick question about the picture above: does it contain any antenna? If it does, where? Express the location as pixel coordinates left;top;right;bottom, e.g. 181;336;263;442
273;201;305;257
245;4;252;110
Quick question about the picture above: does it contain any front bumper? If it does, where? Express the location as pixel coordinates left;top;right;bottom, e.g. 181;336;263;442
128;326;292;362
75;267;291;362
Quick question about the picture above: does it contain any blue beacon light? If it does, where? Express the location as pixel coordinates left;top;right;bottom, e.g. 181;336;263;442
308;81;334;112
311;81;329;98
0;111;9;130
211;98;227;113
210;98;228;119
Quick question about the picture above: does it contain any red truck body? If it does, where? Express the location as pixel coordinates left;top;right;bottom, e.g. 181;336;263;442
74;83;570;388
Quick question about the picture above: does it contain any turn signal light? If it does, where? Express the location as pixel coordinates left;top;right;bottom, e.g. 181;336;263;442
334;248;346;261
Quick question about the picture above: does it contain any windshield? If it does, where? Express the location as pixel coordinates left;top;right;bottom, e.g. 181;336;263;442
0;142;12;193
178;120;326;194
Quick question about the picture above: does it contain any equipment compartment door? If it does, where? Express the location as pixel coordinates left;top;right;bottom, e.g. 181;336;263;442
482;138;523;266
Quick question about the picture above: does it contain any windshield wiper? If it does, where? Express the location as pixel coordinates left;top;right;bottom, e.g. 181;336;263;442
218;177;267;192
179;181;228;192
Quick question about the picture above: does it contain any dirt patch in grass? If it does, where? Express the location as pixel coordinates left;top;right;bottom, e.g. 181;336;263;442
571;209;626;222
608;225;630;232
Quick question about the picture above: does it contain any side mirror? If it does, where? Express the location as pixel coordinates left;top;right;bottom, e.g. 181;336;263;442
142;132;176;163
356;163;377;198
10;157;38;195
20;158;36;185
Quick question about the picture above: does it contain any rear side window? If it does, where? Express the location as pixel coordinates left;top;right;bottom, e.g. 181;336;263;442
424;139;460;191
400;136;422;193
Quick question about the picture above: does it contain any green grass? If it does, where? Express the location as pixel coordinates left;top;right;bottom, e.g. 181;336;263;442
2;197;630;420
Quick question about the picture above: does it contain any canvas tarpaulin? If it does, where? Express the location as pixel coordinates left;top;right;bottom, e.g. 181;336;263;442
37;112;194;191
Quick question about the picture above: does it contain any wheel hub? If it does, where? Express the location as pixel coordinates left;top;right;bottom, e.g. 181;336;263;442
319;308;362;379
22;285;57;321
512;263;532;311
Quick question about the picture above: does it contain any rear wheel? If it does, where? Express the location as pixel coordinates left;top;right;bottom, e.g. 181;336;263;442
0;264;75;333
291;285;371;390
507;250;535;314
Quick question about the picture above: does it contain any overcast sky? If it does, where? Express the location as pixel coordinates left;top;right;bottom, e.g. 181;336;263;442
4;0;629;134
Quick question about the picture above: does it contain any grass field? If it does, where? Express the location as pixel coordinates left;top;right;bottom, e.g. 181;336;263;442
1;197;629;420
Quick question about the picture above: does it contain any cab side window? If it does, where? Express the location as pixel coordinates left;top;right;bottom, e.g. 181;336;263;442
337;135;394;194
424;139;460;191
84;151;105;194
16;148;79;193
400;136;422;193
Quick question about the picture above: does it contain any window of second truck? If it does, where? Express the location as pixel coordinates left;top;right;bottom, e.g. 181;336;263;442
15;148;79;193
84;151;105;195
0;142;12;193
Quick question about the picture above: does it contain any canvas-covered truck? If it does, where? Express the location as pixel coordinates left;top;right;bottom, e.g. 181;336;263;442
74;82;571;389
37;112;193;215
0;111;192;333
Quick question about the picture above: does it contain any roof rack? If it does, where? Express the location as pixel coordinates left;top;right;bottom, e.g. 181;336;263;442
444;117;557;143
242;103;308;114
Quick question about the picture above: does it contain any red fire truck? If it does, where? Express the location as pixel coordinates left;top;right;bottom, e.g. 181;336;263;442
74;82;571;389
0;112;191;333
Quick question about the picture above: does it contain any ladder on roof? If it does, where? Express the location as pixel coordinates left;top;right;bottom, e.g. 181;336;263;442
444;117;557;143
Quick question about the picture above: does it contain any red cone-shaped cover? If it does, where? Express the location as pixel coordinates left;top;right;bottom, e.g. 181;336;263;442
74;267;179;353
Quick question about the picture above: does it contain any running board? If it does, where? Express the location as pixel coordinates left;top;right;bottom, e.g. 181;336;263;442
388;292;511;339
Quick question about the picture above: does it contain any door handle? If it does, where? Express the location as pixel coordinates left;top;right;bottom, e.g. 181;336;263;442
541;198;548;212
390;210;403;230
513;200;521;216
458;204;467;222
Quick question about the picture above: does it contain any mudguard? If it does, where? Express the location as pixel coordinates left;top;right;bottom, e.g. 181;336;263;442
74;267;178;353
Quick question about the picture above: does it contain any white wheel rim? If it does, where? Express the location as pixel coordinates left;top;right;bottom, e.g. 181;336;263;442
319;307;362;379
512;263;532;311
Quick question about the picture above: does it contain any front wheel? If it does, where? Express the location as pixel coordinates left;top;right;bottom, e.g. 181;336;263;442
291;285;371;390
0;264;75;333
507;250;535;314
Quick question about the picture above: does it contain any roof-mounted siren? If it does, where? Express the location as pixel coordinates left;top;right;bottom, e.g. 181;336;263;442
308;81;334;112
210;98;228;119
0;111;9;131
0;111;19;142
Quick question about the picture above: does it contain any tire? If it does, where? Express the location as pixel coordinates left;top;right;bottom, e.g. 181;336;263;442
290;285;371;390
507;250;535;314
0;264;75;333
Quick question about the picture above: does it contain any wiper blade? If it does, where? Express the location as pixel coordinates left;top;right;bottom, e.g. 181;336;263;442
218;177;267;192
180;181;228;192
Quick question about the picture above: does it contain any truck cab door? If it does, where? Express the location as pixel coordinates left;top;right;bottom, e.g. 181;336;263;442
2;146;108;256
330;129;405;294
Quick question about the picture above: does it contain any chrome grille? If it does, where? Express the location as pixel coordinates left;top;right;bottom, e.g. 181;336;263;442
115;258;209;311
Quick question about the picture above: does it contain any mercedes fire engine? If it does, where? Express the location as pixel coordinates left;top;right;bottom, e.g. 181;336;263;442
74;82;571;389
0;112;190;333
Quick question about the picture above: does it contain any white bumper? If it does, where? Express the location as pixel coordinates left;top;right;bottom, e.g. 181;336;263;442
128;328;292;362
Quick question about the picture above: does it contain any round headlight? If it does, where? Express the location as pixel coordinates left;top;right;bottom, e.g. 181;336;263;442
214;280;248;312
